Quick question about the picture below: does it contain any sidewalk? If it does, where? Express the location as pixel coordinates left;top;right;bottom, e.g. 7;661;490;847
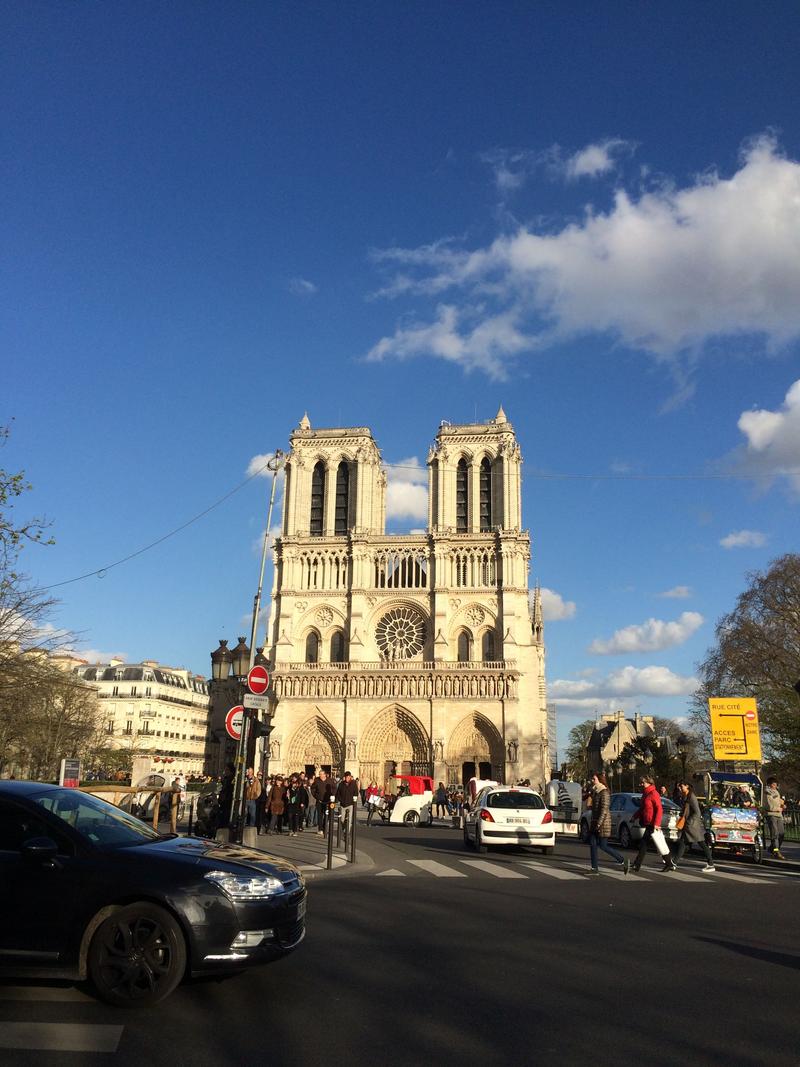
175;808;374;879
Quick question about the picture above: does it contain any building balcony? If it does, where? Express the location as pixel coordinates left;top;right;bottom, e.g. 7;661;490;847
285;659;514;671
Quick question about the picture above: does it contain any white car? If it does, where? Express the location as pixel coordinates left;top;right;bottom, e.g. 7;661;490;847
463;786;555;854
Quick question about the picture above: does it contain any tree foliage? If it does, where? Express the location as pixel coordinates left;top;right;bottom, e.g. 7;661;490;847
692;553;800;787
0;426;112;779
563;720;594;781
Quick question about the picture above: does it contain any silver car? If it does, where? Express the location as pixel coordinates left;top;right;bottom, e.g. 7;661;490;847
580;791;681;848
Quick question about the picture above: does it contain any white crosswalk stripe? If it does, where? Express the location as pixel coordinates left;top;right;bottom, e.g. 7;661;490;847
649;869;710;883
515;860;583;880
0;1023;123;1052
459;859;527;878
408;859;467;877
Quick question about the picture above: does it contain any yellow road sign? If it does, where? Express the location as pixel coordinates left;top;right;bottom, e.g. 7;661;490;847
708;698;762;761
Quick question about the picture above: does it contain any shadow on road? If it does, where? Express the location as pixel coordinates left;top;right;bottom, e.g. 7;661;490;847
694;936;800;970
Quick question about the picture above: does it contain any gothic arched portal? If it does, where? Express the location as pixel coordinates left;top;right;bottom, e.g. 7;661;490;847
446;712;505;786
285;715;343;774
359;704;431;788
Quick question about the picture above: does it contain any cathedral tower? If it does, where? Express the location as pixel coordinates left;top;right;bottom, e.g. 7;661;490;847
266;411;548;788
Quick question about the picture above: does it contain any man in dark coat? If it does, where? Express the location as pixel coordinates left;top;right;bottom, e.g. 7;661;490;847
312;769;333;836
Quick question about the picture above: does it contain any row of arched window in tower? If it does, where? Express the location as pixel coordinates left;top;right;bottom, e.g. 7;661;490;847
304;456;496;537
295;547;496;591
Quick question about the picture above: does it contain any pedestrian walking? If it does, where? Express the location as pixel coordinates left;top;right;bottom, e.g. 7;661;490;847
285;775;308;836
587;773;629;875
265;775;287;834
434;782;450;820
216;763;235;833
671;781;715;871
632;775;676;872
764;777;787;859
335;770;358;838
244;767;261;828
312;769;333;836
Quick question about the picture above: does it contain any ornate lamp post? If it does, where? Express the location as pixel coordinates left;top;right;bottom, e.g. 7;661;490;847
677;734;689;781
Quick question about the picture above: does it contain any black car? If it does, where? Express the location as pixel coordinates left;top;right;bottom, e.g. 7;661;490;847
0;781;306;1006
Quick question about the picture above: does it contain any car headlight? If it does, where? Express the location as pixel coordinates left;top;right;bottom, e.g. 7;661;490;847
205;870;286;901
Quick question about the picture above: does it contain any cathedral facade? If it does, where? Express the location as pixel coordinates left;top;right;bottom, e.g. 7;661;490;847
266;408;549;789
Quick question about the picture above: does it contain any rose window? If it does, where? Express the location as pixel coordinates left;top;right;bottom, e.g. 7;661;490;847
375;607;426;660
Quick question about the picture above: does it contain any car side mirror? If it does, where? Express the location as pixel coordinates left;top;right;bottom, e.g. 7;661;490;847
21;837;60;867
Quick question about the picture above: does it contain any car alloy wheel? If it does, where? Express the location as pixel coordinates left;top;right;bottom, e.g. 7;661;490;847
619;824;632;849
88;902;186;1007
579;821;590;844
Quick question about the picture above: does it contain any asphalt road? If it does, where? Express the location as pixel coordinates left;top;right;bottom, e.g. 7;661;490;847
2;822;798;1066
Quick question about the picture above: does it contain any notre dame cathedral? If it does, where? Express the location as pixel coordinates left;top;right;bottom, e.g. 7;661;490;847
265;407;549;789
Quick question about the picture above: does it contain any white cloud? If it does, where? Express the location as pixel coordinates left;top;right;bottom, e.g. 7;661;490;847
368;136;800;378
565;139;630;179
729;379;800;494
658;585;692;599
288;277;317;296
78;649;129;664
251;524;281;556
535;587;577;621
719;529;767;549
550;665;699;706
385;457;428;521
589;611;704;655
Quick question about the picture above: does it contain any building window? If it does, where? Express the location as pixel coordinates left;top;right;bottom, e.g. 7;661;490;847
482;630;496;662
310;462;325;535
330;629;346;663
305;631;320;664
112;685;119;696
106;721;114;735
124;721;133;735
479;458;492;532
334;462;349;536
457;630;473;662
131;686;137;696
456;459;468;532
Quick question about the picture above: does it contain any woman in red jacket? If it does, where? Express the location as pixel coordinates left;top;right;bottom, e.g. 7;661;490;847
632;775;676;872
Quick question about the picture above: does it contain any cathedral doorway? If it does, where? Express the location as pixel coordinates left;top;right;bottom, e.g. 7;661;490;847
447;713;505;786
360;705;430;790
286;715;342;775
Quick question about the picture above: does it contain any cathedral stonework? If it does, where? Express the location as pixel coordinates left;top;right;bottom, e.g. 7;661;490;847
266;408;549;789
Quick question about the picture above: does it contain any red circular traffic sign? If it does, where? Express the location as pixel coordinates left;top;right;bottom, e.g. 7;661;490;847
247;665;269;695
225;705;244;740
745;710;756;721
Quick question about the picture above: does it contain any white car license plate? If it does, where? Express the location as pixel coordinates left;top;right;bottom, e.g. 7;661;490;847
506;817;530;824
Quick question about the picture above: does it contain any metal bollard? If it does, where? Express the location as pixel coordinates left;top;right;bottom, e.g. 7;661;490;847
326;798;336;870
348;801;357;863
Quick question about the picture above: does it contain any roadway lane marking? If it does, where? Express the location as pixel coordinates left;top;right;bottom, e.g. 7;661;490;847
376;868;405;876
515;860;584;880
650;869;710;883
459;860;527;878
408;860;467;877
0;1024;123;1052
694;869;778;885
0;985;93;1002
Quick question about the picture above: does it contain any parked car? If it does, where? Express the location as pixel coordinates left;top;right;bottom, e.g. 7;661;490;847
0;781;306;1006
463;785;555;853
579;791;681;847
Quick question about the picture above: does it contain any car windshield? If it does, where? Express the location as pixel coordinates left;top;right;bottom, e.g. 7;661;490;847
32;788;162;848
487;792;544;809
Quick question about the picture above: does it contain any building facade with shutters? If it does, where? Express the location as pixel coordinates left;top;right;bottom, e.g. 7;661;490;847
266;408;549;789
72;659;212;777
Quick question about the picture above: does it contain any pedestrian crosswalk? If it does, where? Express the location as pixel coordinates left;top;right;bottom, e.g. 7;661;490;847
0;984;124;1054
368;854;785;884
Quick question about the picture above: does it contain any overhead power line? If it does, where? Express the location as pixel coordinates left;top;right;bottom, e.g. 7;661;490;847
38;458;797;592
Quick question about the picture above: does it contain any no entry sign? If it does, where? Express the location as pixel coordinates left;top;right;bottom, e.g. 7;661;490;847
247;664;269;695
225;705;245;740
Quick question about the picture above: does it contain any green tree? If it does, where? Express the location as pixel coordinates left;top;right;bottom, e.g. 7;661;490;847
564;719;594;781
692;553;800;788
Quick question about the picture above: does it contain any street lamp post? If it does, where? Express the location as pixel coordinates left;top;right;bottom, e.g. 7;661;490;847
209;448;286;845
677;734;689;781
627;758;637;792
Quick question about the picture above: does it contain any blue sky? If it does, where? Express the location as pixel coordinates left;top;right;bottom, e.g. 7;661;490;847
3;2;800;757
